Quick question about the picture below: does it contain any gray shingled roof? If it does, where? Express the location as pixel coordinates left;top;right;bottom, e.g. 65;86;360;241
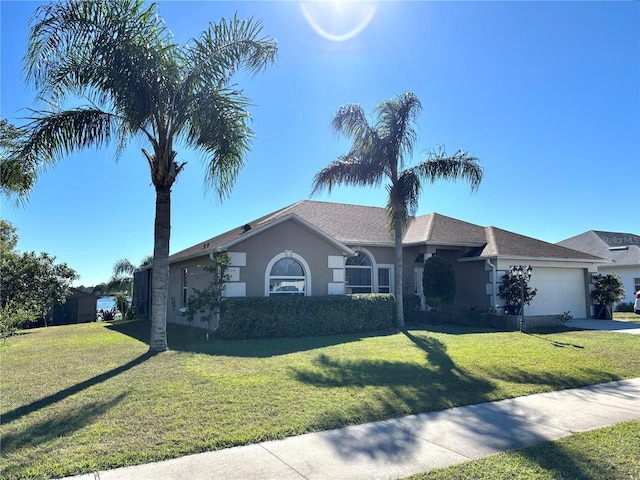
474;227;603;260
404;213;487;246
558;231;640;266
170;200;606;263
169;200;393;263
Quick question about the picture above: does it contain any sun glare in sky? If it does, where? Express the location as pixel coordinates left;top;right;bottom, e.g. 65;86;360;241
300;1;378;42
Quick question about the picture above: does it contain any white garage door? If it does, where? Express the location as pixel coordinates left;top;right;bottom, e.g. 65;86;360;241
527;268;586;318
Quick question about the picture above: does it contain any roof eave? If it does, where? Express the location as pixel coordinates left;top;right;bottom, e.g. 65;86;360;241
458;254;609;263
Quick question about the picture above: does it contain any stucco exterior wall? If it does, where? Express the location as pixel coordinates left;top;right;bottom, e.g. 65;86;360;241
426;250;489;311
167;255;214;326
168;218;355;325
598;265;640;304
228;219;348;297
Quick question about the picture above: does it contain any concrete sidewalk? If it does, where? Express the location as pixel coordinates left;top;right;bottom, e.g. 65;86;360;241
566;318;640;334
60;378;640;480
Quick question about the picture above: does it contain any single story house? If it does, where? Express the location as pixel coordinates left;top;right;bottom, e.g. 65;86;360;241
157;200;605;327
48;288;99;325
558;231;640;305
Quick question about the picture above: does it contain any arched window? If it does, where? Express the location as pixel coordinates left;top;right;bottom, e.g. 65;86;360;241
345;251;372;293
268;257;306;296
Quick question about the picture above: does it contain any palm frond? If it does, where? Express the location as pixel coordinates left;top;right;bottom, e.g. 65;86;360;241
311;155;385;196
386;169;421;231
19;108;117;165
112;258;137;280
415;147;483;192
375;92;421;170
138;255;153;269
0;121;37;205
25;0;177;132
182;15;277;94
184;88;254;200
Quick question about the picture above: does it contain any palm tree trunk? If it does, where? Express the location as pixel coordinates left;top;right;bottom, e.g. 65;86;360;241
394;212;405;328
149;187;171;352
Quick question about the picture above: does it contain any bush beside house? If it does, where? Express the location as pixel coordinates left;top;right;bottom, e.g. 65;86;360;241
216;294;395;339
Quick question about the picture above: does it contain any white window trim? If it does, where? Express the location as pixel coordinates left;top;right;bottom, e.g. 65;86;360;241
264;252;312;297
181;267;188;307
376;264;394;294
345;247;377;294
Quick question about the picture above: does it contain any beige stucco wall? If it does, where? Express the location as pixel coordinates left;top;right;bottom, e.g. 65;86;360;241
167;218;352;324
229;219;348;297
167;255;215;326
413;248;491;311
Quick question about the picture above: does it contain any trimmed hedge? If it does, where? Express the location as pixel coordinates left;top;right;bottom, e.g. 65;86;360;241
217;294;395;339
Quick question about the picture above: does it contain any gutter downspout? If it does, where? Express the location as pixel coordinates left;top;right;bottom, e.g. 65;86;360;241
486;259;497;308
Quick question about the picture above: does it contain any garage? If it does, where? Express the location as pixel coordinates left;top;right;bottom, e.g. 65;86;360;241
527;267;586;318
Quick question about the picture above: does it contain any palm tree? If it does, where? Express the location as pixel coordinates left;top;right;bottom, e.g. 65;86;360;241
0;119;37;205
20;0;277;351
312;92;483;327
110;256;151;294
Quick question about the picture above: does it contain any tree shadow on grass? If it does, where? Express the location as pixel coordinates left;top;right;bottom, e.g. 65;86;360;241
1;393;127;456
1;352;154;425
292;329;495;417
483;365;621;391
524;332;585;349
290;330;497;462
107;321;399;358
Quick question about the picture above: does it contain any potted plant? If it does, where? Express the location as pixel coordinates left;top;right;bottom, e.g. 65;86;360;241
591;274;625;320
498;271;537;316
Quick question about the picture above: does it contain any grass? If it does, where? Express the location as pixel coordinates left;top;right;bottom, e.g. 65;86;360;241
2;321;640;479
613;311;640;322
407;420;640;480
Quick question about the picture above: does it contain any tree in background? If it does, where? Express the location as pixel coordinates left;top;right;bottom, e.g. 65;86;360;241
0;119;38;205
20;0;277;351
110;255;153;293
0;220;78;330
312;92;482;327
422;255;456;311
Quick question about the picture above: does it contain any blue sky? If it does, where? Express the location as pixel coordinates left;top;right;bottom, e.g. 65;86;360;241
1;1;639;287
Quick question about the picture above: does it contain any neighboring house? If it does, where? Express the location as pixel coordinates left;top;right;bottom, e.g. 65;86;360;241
49;288;99;325
152;200;605;327
558;231;640;304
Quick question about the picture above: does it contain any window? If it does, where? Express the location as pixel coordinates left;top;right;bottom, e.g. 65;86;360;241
181;268;188;306
346;251;372;293
378;268;391;293
269;258;305;296
634;278;640;294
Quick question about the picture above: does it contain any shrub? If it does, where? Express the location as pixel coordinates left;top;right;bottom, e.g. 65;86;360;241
422;255;455;310
216;294;395;339
98;307;117;322
114;292;132;319
591;274;625;319
615;301;634;312
0;300;38;340
498;272;537;315
403;294;421;323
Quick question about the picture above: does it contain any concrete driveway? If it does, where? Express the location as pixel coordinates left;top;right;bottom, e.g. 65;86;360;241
566;318;640;334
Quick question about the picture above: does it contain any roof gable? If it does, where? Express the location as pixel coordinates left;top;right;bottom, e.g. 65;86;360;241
558;230;640;265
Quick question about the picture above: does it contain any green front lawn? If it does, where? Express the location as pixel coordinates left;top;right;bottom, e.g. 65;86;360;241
2;321;640;479
407;419;640;480
613;311;640;322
